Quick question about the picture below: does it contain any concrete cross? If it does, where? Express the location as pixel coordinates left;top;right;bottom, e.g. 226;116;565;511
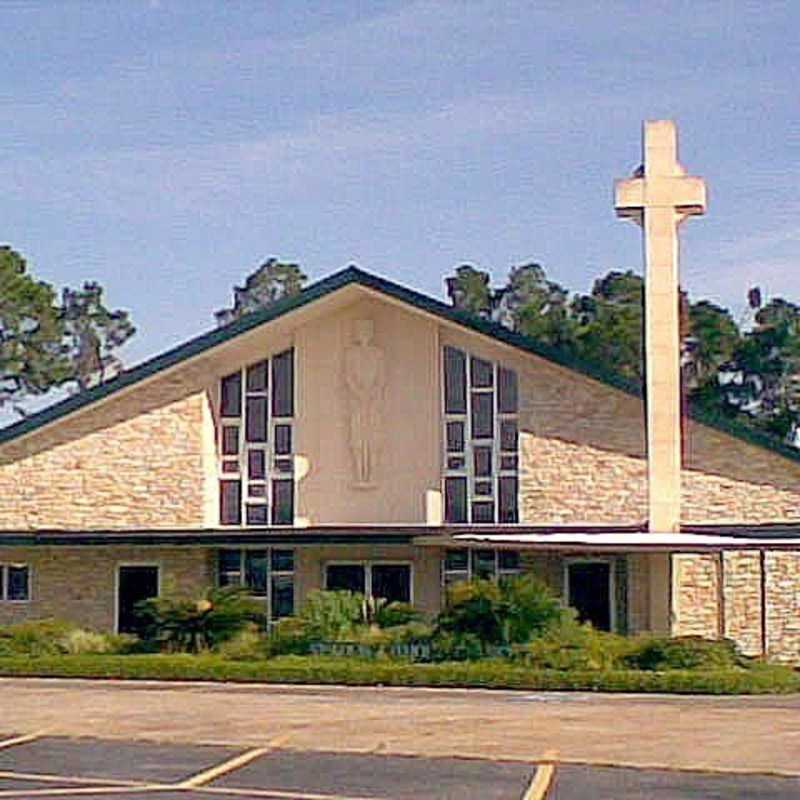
615;120;707;533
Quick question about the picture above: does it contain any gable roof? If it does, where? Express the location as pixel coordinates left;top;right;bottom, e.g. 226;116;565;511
1;265;799;464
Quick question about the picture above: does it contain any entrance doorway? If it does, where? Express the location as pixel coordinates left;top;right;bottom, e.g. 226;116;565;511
117;565;159;635
565;560;613;631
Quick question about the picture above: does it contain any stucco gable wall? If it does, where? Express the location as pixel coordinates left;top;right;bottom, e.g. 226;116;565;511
0;372;215;530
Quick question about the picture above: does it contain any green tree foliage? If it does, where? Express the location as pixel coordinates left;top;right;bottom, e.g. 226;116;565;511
571;271;645;381
0;247;71;414
215;258;307;327
60;282;136;392
683;300;740;389
445;264;492;317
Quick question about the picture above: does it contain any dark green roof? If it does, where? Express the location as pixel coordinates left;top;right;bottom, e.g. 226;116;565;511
1;265;798;464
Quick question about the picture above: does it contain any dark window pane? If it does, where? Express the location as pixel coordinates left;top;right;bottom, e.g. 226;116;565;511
0;567;4;599
326;564;366;594
499;550;521;571
444;476;467;523
500;420;518;452
471;393;494;439
447;456;466;470
471;501;495;524
499;477;519;523
272;349;294;417
246;504;269;526
220;372;242;417
244;550;268;594
274;458;293;473
275;424;292;455
272;479;294;525
443;347;467;414
474;479;492;496
497;367;518;413
220;480;241;525
472;549;496;578
446;421;465;453
222;426;239;456
218;550;241;586
271;575;294;619
7;566;28;601
248;483;266;498
271;549;294;572
248;450;266;480
470;357;493;388
246;360;268;393
245;397;268;442
500;455;519;472
372;564;411;603
473;446;492;477
444;549;469;571
222;459;239;474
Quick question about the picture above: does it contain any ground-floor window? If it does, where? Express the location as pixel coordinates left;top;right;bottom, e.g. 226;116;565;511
441;548;521;589
0;564;30;602
564;559;614;632
217;548;295;620
325;562;412;604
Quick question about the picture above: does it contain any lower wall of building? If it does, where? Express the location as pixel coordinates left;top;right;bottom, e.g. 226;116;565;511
0;546;214;632
671;551;800;664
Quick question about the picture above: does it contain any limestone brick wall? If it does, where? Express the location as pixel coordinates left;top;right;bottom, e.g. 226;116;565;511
671;554;721;639
721;551;763;657
765;552;800;664
0;546;213;632
0;374;214;530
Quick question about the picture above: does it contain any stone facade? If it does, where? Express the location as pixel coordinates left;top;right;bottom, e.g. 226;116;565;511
765;552;800;664
672;554;721;640
722;551;763;657
0;546;213;631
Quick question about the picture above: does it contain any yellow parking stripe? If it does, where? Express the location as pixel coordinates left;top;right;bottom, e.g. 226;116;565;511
0;770;145;787
0;787;158;797
178;746;274;789
0;732;41;750
197;787;387;800
523;751;559;800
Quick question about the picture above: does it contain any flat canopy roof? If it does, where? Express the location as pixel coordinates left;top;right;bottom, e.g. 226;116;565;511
453;531;800;552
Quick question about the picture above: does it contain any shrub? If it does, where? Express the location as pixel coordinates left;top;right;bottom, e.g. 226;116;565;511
434;576;564;655
0;619;77;656
59;629;137;655
625;636;743;671
215;626;268;660
519;617;635;671
297;590;365;641
264;617;313;657
372;601;423;629
136;586;265;653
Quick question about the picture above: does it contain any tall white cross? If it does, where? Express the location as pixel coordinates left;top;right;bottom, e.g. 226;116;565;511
615;120;707;533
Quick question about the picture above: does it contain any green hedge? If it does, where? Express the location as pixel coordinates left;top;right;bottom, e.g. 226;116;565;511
0;654;797;694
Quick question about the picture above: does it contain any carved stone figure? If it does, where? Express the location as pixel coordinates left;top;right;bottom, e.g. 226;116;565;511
344;319;386;487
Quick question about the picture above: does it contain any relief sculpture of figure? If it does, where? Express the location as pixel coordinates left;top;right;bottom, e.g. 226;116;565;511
344;319;386;488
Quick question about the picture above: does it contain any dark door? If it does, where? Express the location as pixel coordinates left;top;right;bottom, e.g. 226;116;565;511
118;566;159;635
326;564;366;594
371;564;411;603
567;562;611;631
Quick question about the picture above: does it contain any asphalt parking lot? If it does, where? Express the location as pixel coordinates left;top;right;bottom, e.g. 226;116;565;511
2;733;800;799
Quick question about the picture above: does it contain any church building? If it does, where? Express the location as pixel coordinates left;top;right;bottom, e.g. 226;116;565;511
1;121;799;661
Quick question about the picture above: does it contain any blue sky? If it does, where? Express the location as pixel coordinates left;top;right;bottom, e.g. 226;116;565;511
2;1;798;389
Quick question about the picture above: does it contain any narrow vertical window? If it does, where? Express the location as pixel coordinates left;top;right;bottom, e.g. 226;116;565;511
471;393;494;439
272;478;294;525
272;349;294;417
7;566;28;601
470;357;493;388
498;476;518;523
446;421;465;453
444;476;468;523
245;397;268;442
443;347;467;413
220;480;242;525
246;360;268;393
274;424;292;455
497;367;518;413
220;372;242;417
222;426;240;456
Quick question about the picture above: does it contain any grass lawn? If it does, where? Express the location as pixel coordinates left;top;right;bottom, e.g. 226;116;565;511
0;654;797;694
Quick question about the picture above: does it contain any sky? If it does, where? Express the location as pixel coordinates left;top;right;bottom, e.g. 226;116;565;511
1;0;799;404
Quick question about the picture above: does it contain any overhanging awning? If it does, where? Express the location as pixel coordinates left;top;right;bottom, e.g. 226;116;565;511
452;531;800;552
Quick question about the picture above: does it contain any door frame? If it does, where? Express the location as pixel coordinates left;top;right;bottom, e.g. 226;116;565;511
563;557;616;632
114;562;162;635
